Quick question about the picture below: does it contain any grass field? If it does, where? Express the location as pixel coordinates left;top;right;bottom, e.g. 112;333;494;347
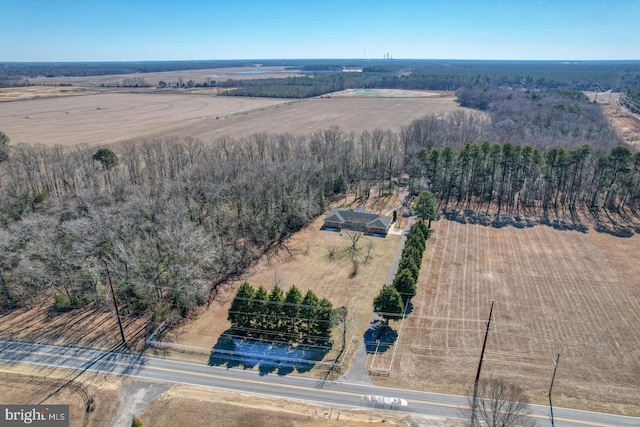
372;219;640;416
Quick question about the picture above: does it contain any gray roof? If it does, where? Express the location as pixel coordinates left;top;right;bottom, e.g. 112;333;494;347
324;207;392;230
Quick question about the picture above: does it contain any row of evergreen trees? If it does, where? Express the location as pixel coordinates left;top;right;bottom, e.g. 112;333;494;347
228;283;334;340
373;220;430;322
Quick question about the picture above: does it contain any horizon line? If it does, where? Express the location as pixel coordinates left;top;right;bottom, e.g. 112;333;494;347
2;58;640;64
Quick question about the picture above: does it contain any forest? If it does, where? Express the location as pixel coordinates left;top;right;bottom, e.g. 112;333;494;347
0;86;638;322
3;59;640;96
218;61;640;98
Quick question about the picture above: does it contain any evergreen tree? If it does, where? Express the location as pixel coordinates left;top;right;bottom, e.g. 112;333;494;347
414;219;430;239
228;282;254;329
315;298;334;337
267;284;285;331
398;256;419;282
402;244;424;267
415;190;438;227
300;289;320;335
252;285;269;330
393;268;417;304
283;285;303;334
92;148;119;170
405;232;426;253
333;173;347;194
373;286;404;324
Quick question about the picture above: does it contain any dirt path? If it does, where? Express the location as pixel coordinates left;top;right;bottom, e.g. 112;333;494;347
109;379;168;427
585;91;640;147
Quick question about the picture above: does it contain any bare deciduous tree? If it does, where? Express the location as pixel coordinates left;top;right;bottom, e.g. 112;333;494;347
464;378;537;427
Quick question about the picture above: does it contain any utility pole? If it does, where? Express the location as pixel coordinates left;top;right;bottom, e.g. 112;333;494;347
549;354;560;427
105;261;126;345
470;300;494;427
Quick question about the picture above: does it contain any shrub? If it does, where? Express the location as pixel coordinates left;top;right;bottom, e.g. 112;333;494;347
53;294;72;312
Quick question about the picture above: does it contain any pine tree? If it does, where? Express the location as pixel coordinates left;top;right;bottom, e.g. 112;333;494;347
300;289;320;336
315;298;334;337
227;282;254;328
393;268;417;304
283;285;303;334
415;190;438;228
252;285;269;331
398;256;419;282
267;284;285;331
373;286;404;324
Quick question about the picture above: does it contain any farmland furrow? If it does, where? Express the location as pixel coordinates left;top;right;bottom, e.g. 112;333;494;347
515;232;542;358
460;221;469;348
534;226;574;356
442;219;454;351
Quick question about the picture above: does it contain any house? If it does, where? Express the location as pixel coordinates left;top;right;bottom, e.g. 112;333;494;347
323;206;392;235
395;173;410;187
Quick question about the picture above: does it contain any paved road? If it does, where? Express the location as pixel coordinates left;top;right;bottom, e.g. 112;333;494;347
1;341;638;427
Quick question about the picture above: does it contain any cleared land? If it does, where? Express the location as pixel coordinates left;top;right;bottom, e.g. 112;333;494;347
138;385;438;427
372;219;640;416
0;307;150;351
164;194;406;370
0;93;290;148
0;365;120;427
585;91;640;148
0;90;466;148
164;200;640;416
26;66;301;87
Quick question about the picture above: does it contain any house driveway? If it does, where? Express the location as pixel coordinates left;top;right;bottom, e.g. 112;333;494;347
339;213;415;384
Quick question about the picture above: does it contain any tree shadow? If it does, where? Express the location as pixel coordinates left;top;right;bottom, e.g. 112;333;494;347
364;321;398;354
443;208;591;234
208;328;332;376
404;301;414;317
590;209;636;238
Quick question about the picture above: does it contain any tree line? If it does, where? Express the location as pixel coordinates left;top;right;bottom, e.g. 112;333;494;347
418;142;640;221
228;283;334;340
374;220;430;322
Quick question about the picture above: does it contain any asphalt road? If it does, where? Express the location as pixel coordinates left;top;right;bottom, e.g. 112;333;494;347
0;341;638;426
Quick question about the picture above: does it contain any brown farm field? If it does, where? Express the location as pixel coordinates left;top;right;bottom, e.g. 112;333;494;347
372;219;640;416
26;66;302;88
0;90;466;148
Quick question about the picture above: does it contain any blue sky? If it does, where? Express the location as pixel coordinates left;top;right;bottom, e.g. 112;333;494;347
1;0;638;61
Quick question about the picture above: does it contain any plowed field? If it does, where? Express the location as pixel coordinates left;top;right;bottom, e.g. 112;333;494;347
373;219;640;415
0;92;465;148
